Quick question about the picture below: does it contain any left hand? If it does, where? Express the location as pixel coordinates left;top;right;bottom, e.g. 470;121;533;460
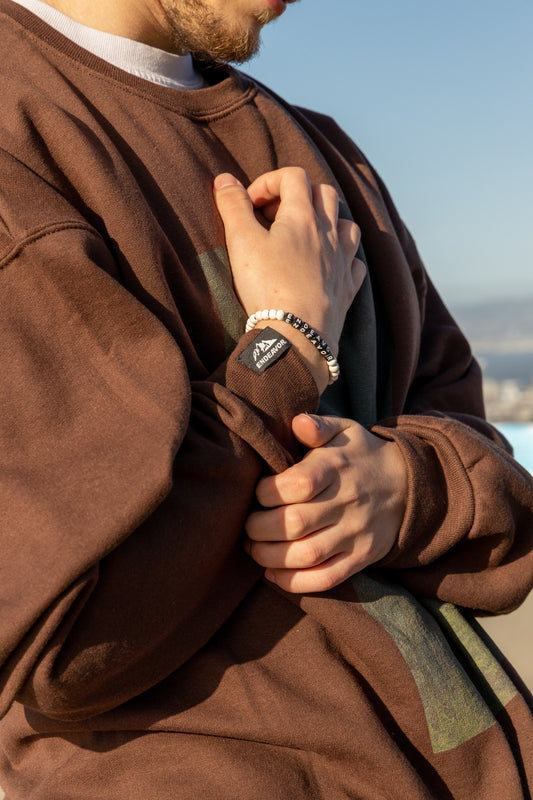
244;414;407;593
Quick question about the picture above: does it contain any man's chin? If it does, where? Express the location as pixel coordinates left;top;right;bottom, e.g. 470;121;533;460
190;28;263;64
163;1;269;65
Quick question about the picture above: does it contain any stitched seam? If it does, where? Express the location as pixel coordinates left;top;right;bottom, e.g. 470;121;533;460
0;222;104;271
0;145;74;210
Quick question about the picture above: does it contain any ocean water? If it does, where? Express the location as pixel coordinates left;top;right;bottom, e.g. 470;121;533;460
496;423;533;474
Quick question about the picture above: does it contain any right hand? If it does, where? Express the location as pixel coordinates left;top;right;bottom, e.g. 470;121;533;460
214;168;366;390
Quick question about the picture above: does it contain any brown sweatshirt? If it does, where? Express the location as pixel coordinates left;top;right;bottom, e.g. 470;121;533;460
0;2;533;798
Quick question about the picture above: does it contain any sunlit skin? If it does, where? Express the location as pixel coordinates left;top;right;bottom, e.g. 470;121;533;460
243;413;407;594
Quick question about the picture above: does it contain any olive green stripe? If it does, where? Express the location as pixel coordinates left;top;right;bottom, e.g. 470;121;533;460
352;572;511;753
197;247;246;353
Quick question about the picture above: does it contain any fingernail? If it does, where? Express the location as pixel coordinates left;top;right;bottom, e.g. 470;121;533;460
304;412;321;430
214;173;240;190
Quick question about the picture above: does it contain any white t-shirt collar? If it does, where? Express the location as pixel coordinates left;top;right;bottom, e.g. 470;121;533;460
10;0;206;89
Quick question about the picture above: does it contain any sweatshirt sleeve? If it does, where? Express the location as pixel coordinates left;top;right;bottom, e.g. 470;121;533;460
0;220;318;722
367;180;533;616
296;107;533;618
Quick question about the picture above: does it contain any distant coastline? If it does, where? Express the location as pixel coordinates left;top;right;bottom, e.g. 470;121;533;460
478;352;533;387
451;297;533;423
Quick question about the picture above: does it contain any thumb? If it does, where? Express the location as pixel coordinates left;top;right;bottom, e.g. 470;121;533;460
292;413;351;448
214;173;257;241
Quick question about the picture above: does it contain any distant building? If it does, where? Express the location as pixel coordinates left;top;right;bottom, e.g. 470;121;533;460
483;378;533;422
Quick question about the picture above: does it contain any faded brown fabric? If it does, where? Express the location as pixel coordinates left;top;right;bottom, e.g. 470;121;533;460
1;2;533;798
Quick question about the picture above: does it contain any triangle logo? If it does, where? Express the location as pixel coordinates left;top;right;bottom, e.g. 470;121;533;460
237;326;292;375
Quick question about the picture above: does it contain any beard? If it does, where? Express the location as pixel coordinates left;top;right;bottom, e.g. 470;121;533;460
159;0;276;63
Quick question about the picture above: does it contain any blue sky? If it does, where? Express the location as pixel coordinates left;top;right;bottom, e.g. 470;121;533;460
246;0;533;306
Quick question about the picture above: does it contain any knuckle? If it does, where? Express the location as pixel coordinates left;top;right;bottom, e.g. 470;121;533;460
357;536;375;563
351;532;379;567
352;257;367;287
349;421;366;442
300;208;319;231
245;513;263;540
298;196;320;225
285;506;306;538
336;217;357;241
345;483;365;507
293;473;315;501
290;166;309;183
348;221;360;247
216;183;241;202
336;449;352;471
217;191;247;217
332;450;358;480
322;184;338;203
300;538;325;567
316;569;342;593
247;540;263;564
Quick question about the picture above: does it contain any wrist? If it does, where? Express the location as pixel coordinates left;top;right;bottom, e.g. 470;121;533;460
246;310;339;394
253;319;331;394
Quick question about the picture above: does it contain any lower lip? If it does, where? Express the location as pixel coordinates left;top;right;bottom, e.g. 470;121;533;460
264;0;287;15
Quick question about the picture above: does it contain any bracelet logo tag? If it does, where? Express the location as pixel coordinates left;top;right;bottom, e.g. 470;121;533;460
238;326;292;375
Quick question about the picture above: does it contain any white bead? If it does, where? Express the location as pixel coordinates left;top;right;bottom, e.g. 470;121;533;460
246;313;259;332
261;309;269;320
276;310;285;320
269;309;277;319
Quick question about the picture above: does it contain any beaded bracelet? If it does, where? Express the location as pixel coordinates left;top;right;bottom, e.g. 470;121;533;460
245;309;340;384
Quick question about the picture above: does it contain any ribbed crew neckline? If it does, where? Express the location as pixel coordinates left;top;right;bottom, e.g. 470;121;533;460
9;0;206;90
1;0;258;118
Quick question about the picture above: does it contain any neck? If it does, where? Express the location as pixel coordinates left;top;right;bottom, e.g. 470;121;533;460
39;0;176;51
